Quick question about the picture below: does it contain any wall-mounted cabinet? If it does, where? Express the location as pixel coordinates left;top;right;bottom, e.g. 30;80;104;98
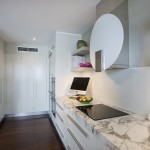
71;46;93;72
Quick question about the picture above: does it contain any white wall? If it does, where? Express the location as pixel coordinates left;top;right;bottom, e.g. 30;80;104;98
91;68;150;116
0;39;6;121
81;0;150;117
6;43;49;55
6;43;49;114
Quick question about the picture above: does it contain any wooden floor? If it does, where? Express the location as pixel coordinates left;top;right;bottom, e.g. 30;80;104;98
0;115;65;150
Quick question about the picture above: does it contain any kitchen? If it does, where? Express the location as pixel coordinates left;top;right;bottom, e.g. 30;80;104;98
0;0;150;150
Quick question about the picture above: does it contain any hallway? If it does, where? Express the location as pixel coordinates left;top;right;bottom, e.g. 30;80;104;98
0;115;65;150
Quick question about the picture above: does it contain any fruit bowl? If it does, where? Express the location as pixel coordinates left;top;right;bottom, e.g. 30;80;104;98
76;96;93;103
79;100;93;104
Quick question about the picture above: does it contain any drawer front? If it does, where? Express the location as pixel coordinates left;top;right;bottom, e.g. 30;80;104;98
55;122;64;139
67;128;84;150
55;111;66;134
67;114;90;149
56;102;67;123
56;101;64;111
67;114;89;138
55;118;68;149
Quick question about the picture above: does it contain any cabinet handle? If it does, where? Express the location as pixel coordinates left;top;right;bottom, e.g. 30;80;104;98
18;79;20;97
36;80;37;98
56;112;64;123
17;80;19;97
67;146;71;150
67;128;84;150
67;115;88;138
26;79;29;97
56;102;64;111
55;123;64;138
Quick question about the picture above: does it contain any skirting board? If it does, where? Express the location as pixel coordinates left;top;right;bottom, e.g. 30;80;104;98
5;111;49;118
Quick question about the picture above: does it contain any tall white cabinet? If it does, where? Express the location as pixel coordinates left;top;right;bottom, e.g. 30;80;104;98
34;55;47;112
6;45;48;115
48;32;82;117
7;54;22;114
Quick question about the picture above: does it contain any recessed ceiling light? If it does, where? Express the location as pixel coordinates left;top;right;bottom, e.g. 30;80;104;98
33;37;36;41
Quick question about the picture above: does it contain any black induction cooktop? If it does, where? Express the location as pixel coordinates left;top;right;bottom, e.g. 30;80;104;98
76;104;129;121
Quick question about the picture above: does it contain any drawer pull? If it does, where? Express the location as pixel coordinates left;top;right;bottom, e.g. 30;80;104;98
56;112;64;123
55;123;64;138
56;102;64;111
67;128;84;150
67;115;88;138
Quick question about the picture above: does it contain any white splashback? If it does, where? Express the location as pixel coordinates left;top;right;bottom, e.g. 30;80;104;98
91;67;150;116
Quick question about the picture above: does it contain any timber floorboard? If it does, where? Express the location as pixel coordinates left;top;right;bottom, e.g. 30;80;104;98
0;115;65;150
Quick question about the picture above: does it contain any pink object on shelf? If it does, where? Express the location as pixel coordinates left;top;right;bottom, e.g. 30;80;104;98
79;62;92;68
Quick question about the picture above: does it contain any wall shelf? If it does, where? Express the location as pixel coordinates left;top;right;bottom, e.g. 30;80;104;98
71;67;93;72
71;46;93;72
72;46;89;56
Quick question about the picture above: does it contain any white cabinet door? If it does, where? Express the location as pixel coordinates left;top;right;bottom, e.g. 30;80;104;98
34;55;48;111
6;54;48;114
6;54;22;114
21;54;34;112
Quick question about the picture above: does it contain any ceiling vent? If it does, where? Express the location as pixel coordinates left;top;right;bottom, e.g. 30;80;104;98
18;47;38;52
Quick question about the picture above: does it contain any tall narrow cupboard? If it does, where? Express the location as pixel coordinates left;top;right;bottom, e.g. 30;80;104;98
6;53;48;114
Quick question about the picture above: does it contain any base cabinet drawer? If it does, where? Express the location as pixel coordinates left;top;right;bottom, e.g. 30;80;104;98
67;114;97;150
55;122;65;139
67;128;84;150
55;122;69;149
54;101;97;150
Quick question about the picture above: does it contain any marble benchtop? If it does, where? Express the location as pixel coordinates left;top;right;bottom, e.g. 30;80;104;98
57;96;150;150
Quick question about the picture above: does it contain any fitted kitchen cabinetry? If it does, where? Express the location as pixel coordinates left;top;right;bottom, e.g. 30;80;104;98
6;53;48;114
54;98;97;150
7;54;22;113
34;55;47;112
66;113;97;150
55;102;68;148
20;54;34;112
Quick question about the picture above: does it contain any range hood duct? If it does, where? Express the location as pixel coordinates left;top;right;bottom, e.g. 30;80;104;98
18;47;38;52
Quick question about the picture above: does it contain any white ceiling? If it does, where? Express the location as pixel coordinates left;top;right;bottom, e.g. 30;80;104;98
0;0;101;45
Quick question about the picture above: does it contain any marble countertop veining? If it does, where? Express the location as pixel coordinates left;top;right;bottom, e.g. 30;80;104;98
57;96;150;150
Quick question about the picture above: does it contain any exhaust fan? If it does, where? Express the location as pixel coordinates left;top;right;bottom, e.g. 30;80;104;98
18;47;38;52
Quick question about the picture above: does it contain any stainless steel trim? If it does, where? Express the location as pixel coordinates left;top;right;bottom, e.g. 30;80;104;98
55;123;64;138
56;112;64;123
67;115;88;138
56;102;64;111
67;128;84;150
95;50;103;72
5;111;48;118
